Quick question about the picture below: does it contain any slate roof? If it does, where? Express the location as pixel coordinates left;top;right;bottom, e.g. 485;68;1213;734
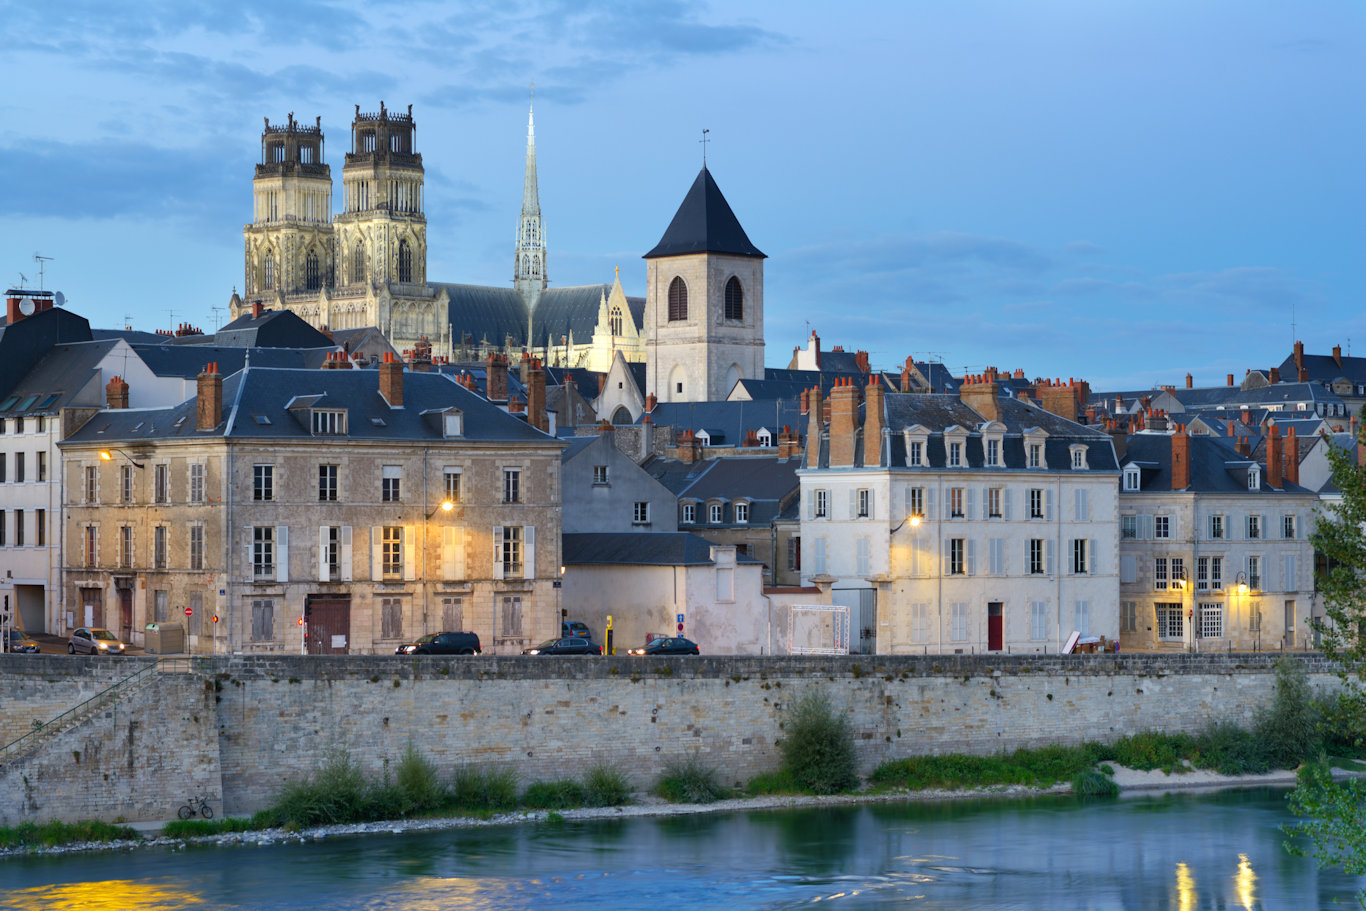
643;399;806;446
0;308;94;400
90;327;167;344
643;166;765;260
0;339;117;416
131;344;332;378
562;532;760;566
194;309;334;349
642;456;800;530
1277;351;1366;386
62;367;561;447
1171;381;1341;410
437;282;645;351
1121;432;1312;495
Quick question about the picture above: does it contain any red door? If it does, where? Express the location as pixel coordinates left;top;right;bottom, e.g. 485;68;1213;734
305;595;351;654
987;602;1003;651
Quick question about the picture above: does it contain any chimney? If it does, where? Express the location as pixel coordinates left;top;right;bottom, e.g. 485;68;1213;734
810;332;821;369
1294;340;1304;372
805;386;825;469
1236;436;1250;457
1333;345;1343;368
527;358;547;432
1085;406;1097;425
1267;425;1283;489
828;378;859;467
519;352;531;385
196;362;222;431
411;337;433;372
379;352;404;407
1038;378;1078;421
1185;373;1193;389
800;388;810;415
960;372;1002;422
864;380;885;467
854;350;870;375
679;430;698;464
105;375;129;410
486;354;508;402
1109;422;1128;462
1240;408;1251;426
1227;374;1234;386
251;301;264;319
1269;366;1281;384
646;392;657;413
1171;425;1190;490
900;360;913;392
1285;427;1300;486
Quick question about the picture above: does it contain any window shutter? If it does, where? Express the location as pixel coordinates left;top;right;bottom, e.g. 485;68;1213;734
442;526;457;579
340;526;353;582
1045;539;1055;576
904;486;913;517
275;526;289;582
1089;538;1097;574
1141;514;1153;540
1120;554;1136;584
402;526;415;581
1284;553;1296;591
318;526;329;582
244;527;253;575
1003;489;1012;520
525;526;536;579
966;487;976;519
1081;489;1090;521
926;487;936;520
371;527;382;580
807;492;815;520
493;526;505;580
848;488;856;519
967;538;976;575
867;491;874;521
1170;515;1180;539
942;536;951;564
1045;488;1054;521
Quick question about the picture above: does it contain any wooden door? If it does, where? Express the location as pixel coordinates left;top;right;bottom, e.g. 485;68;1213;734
119;589;134;642
305;595;351;654
987;602;1004;651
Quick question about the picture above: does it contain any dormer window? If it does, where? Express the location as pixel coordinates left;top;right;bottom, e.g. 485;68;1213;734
1069;445;1088;470
311;409;347;435
1248;467;1260;490
756;429;772;448
903;426;931;467
1123;467;1140;491
986;439;1000;467
949;442;963;467
442;410;463;438
1029;444;1043;468
907;440;923;466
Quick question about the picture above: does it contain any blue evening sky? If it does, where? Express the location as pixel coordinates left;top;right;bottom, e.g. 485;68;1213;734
1;1;1362;390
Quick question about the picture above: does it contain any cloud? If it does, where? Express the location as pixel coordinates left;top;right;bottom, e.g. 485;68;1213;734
1158;266;1324;311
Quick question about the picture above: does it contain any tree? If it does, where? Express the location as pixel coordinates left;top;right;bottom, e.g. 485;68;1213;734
1287;432;1366;902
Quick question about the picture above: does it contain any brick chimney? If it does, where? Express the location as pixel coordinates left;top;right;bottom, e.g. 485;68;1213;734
1269;366;1280;384
411;337;433;373
1235;435;1250;457
645;392;657;413
197;363;222;431
1285;427;1299;486
252;301;264;319
900;359;913;392
527;358;547;432
679;430;698;464
864;380;885;467
854;350;870;375
105;375;129;409
1293;340;1305;381
1267;425;1283;489
486;354;508;402
805;386;825;469
960;370;1002;422
800;388;810;415
519;352;532;385
1038;377;1080;421
828;378;859;468
1333;345;1343;369
1185;373;1193;389
1227;373;1234;386
1169;424;1191;490
379;352;404;407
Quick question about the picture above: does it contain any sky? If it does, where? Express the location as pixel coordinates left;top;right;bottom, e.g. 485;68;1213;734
1;0;1362;391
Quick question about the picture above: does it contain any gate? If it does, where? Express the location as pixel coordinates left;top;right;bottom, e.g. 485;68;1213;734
305;595;351;654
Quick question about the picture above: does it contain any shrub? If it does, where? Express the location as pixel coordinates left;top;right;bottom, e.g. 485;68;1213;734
1110;731;1194;772
745;768;802;796
1193;722;1269;776
450;766;520;812
391;743;445;815
1072;769;1120;798
1257;657;1320;768
269;749;373;828
778;689;859;794
522;779;587;810
583;764;631;807
655;756;730;803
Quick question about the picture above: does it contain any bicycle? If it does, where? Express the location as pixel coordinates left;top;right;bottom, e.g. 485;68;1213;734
177;795;214;820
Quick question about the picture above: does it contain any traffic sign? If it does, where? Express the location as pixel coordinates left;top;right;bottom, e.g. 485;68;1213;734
677;622;684;632
676;613;684;624
184;606;193;617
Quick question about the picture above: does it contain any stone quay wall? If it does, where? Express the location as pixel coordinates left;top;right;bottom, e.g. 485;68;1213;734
0;653;1340;823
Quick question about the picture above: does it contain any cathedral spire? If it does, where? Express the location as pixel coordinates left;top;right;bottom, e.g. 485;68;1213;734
514;85;547;304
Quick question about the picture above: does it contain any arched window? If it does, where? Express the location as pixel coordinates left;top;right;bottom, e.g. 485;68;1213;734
610;306;623;336
352;241;366;284
667;276;688;322
263;253;275;290
398;240;413;283
724;276;744;321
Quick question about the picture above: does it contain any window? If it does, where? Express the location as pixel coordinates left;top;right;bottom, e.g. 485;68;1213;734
381;598;403;640
1155;516;1170;539
382;465;402;502
1246;515;1261;539
319;464;338;501
323;526;340;580
988;537;1005;575
1121;516;1137;539
444;468;462;502
986;439;1000;467
352;241;366;283
787;536;801;571
312;410;347;434
814;489;829;518
1284;553;1298;590
12;509;22;547
1029;489;1044;520
502;468;521;504
1123;468;1140;491
500;526;523;578
253;527;275;578
36;451;45;482
0;454;5;483
154;526;167;569
1156;603;1184;640
1;510;9;545
1247;555;1261;590
1199;602;1223;639
949;442;962;467
1070;446;1088;469
1197;556;1209;591
305;251;321;290
155;590;168;624
857;489;870;518
667;276;688;321
633;502;651;525
709;503;723;523
949;488;965;518
441;596;463;631
724;276;743;321
189;463;205;503
907;441;923;467
381;526;403;579
254;464;274;501
610;306;623;336
251;599;275;641
912;602;930;642
1209;515;1224;540
398;240;413;283
734;502;749;523
121;465;133;504
1154;556;1169;590
951;602;968;641
118;525;133;567
1071;539;1088;574
1030;539;1046;575
1247;468;1260;490
987;487;1002;518
949;538;966;575
14;452;23;483
154;464;169;504
1171;557;1185;589
1031;602;1048;640
1282;515;1297;539
1074;489;1089;521
909;487;925;518
682;503;696;524
500;596;524;640
34;508;44;547
264;254;275;290
1121;601;1137;633
84;526;96;567
190;525;204;570
1211;556;1223;591
1029;444;1043;468
592;465;609;485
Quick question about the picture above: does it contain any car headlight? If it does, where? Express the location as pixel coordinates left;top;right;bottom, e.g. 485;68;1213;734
96;643;109;650
527;649;541;655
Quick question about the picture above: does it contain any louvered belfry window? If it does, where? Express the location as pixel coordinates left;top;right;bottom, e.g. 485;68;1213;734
667;276;688;321
724;276;743;320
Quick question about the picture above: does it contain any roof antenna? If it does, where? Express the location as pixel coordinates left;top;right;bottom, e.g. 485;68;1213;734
699;128;709;165
33;254;52;291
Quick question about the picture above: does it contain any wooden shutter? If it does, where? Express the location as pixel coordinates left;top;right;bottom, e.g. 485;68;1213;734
493;527;505;580
340;526;353;581
442;526;457;580
524;526;536;579
371;526;382;580
926;487;936;520
402;526;415;581
275;526;289;582
1045;539;1055;576
1003;488;1012;520
318;526;329;582
966;538;977;575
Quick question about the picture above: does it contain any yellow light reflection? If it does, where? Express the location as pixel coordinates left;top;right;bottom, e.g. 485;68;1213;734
1175;861;1196;911
1235;852;1257;910
5;880;202;911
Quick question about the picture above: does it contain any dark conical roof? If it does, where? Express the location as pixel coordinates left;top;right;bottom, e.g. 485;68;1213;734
643;166;766;259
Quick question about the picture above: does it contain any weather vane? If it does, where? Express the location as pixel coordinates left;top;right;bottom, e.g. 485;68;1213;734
700;128;709;164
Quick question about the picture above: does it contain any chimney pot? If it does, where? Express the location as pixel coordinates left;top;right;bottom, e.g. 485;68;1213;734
105;375;130;410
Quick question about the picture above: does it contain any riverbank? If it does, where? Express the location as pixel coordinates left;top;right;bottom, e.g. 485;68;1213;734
0;763;1328;860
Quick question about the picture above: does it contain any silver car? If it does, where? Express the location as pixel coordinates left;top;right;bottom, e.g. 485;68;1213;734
68;627;127;655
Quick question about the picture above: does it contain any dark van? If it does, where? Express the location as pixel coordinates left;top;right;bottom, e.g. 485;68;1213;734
395;631;481;655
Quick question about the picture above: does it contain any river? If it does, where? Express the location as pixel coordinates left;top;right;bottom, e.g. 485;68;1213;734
1;787;1361;909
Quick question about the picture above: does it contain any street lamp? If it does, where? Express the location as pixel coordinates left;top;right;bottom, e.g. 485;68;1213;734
426;499;455;519
99;449;144;469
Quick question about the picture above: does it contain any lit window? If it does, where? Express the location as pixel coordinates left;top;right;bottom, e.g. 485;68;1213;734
382;526;403;579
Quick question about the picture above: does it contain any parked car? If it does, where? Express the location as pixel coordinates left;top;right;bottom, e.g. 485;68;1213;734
523;637;601;656
561;620;591;639
628;636;700;656
68;628;127;655
3;630;40;653
395;631;481;655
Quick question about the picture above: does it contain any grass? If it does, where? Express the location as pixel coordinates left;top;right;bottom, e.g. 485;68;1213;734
0;820;140;849
869;743;1107;792
522;779;588;810
162;817;259;839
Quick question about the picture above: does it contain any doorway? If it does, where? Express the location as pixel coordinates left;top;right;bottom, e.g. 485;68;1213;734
987;602;1004;651
305;595;351;654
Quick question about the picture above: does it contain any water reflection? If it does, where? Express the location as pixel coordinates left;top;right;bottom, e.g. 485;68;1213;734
3;879;204;911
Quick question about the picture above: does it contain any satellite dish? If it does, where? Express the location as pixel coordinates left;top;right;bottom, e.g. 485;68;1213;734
54;291;65;308
18;298;35;316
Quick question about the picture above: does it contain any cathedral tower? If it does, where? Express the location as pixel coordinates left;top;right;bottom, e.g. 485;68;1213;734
644;166;766;402
242;113;334;299
513;96;548;308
